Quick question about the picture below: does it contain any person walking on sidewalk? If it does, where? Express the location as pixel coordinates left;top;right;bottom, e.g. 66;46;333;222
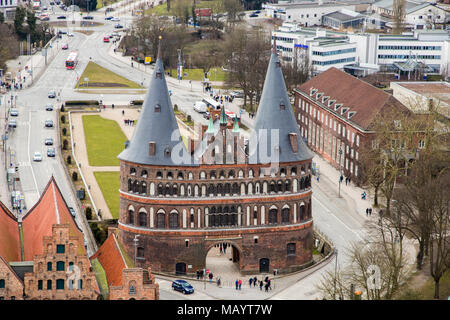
253;276;257;287
249;277;253;287
235;279;239;290
259;280;263;291
366;208;369;216
369;208;372;216
209;272;213;283
238;279;242;290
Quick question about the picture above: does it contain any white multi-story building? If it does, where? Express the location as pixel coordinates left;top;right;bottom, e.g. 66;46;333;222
0;0;18;21
263;1;373;27
273;22;450;76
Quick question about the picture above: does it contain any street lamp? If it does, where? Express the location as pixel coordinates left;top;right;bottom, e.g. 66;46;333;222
338;147;343;197
333;248;338;300
133;234;140;266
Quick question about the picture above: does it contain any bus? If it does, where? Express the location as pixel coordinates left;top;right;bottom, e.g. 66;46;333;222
65;51;78;70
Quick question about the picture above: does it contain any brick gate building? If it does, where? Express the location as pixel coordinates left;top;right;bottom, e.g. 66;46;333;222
117;44;315;276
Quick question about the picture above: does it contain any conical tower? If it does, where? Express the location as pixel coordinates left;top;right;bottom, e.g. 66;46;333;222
249;39;313;164
118;42;191;166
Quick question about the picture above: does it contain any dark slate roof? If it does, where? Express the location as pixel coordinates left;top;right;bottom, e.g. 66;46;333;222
249;51;313;164
118;57;193;166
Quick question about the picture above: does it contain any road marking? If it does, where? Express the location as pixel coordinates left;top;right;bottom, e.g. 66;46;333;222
313;195;365;242
27;111;40;197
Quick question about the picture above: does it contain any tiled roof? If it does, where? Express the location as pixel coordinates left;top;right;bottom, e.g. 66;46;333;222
21;177;85;261
0;202;21;262
297;67;410;130
90;233;127;287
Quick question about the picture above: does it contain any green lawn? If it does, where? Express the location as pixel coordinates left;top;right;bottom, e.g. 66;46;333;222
94;171;120;219
146;0;226;16
76;61;142;89
169;67;227;81
96;0;119;9
91;258;109;297
82;115;127;166
398;269;450;300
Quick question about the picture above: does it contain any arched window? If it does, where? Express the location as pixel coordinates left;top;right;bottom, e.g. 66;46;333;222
281;207;290;223
269;208;277;224
285;180;291;192
128;179;132;192
157;210;165;228
177;172;184;180
141;170;148;178
300;177;305;190
299;204;305;221
188;172;193;180
128;207;135;224
232;183;239;195
139;211;147;227
208;184;215;195
219;170;225;179
238;170;244;178
210;171;216;179
156;171;162;179
141;182;147;195
172;184;178;196
248;169;253;178
277;180;283;192
132;180;139;193
169;212;179;229
167;172;173;179
158;183;164;196
217;184;223;195
165;184;171;196
129;281;136;295
224;183;231;194
228;170;235;178
200;171;206;179
291;167;297;176
270;181;276;193
130;168;136;176
56;261;65;271
280;168;286;176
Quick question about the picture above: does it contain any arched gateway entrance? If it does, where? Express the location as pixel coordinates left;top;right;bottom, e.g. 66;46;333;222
204;242;242;282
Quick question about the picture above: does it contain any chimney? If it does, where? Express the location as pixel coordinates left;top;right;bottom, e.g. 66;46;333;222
149;141;156;156
289;133;298;153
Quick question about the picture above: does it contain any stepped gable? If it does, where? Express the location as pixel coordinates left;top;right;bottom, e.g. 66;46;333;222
0;202;21;262
297;67;410;130
90;233;127;287
250;43;313;164
118;45;193;166
21;177;85;261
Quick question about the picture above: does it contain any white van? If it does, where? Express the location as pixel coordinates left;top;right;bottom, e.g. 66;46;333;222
194;101;207;113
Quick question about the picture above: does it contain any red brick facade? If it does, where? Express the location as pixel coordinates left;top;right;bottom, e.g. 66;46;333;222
109;268;159;300
23;224;99;300
118;158;314;275
0;256;24;300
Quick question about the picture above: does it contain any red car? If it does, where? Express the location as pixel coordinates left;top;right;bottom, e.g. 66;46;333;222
62;44;68;50
103;37;110;43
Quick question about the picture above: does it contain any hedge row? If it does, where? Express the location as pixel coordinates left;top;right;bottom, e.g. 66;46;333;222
65;100;100;106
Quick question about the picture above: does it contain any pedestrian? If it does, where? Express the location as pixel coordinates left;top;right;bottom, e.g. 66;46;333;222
264;283;269;292
366;208;369;216
249;277;253;287
268;279;272;290
345;177;348;185
369;208;372;216
348;177;351;184
235;279;238;290
253;276;257;287
122;110;125;116
209;272;213;283
265;276;269;283
217;278;221;287
112;104;115;109
219;245;222;255
238;279;242;290
196;271;200;280
259;280;263;291
316;175;320;183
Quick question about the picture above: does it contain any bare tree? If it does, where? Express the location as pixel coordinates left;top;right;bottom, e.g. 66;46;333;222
392;0;405;35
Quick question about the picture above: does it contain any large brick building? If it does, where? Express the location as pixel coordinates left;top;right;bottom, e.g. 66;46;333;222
116;44;315;275
294;67;411;182
0;177;100;300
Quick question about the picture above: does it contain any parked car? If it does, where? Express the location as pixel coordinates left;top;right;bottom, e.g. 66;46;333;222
8;119;17;128
57;15;66;19
172;280;194;294
83;15;94;20
230;90;244;98
193;101;207;113
48;90;56;98
40;16;50;21
105;16;113;20
111;17;120;21
45;138;54;145
47;148;56;157
45;120;54;127
10;108;19;116
69;207;76;217
114;24;123;29
103;36;110;43
45;103;54;111
249;13;258;18
62;43;69;50
33;152;42;162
